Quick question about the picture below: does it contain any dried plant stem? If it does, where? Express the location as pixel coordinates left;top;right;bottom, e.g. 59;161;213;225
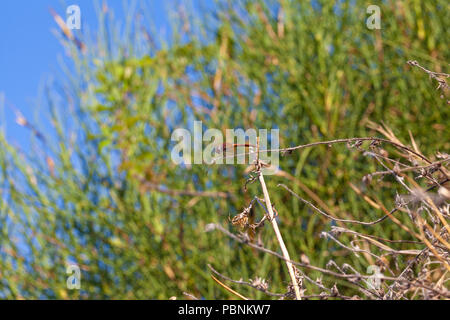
258;171;302;300
211;274;249;300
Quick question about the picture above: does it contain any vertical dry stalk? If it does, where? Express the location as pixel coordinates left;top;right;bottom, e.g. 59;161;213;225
258;171;301;300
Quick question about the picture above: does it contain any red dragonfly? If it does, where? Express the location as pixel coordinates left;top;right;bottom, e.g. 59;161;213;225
212;142;271;167
214;143;257;156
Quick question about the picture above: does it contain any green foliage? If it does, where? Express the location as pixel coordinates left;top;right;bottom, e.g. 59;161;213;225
0;0;448;299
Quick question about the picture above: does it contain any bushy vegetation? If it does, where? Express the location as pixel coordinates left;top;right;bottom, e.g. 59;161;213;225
0;0;448;299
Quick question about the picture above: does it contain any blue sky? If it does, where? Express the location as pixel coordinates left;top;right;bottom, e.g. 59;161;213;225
0;0;168;149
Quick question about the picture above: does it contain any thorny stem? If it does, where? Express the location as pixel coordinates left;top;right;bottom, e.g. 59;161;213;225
218;137;448;180
209;223;450;298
